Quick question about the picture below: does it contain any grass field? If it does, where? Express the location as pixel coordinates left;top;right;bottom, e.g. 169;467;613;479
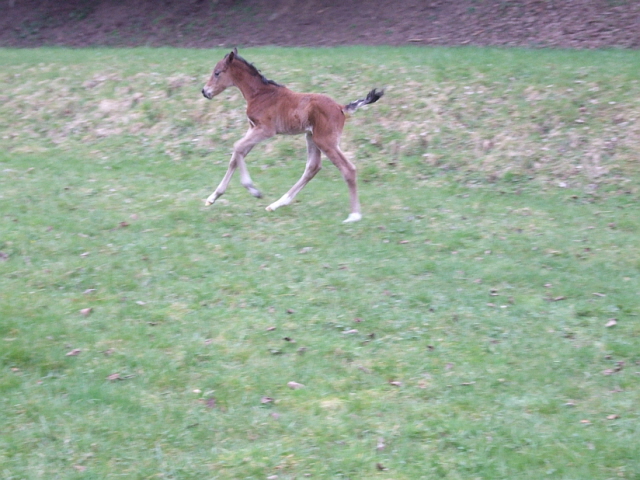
1;46;639;479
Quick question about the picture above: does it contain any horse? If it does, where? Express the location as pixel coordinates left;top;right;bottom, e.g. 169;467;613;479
201;48;383;223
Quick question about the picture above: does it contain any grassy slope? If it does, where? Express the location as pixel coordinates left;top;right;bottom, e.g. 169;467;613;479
1;47;639;479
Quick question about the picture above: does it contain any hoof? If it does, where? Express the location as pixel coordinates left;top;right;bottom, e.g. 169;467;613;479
343;212;362;223
205;193;220;206
265;205;274;212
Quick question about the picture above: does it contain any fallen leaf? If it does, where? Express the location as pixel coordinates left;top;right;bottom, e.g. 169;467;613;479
606;414;620;420
261;396;274;404
107;373;121;381
206;397;216;409
73;465;87;472
287;381;305;390
399;240;410;244
353;317;363;323
605;318;617;328
580;419;591;424
283;337;295;343
80;252;90;257
389;380;402;387
602;363;623;375
376;462;387;471
376;437;386;451
119;221;130;228
266;326;276;331
80;307;93;316
286;309;295;314
83;289;96;295
593;292;606;297
135;301;146;306
343;329;359;335
65;349;81;356
0;251;9;261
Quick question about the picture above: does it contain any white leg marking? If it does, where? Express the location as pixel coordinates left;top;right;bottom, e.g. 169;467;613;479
266;194;292;212
205;192;219;206
343;212;362;223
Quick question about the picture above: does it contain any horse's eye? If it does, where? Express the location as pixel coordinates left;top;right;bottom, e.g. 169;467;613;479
214;71;220;78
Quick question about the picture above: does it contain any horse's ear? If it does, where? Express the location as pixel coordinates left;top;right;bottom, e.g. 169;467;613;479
227;48;238;64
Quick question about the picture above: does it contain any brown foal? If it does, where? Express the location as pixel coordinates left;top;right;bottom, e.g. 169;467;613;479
201;48;383;223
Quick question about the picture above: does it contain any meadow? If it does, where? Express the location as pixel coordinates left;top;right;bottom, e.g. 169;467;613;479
1;46;639;479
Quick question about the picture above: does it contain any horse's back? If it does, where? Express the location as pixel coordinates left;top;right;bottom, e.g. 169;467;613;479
262;89;344;136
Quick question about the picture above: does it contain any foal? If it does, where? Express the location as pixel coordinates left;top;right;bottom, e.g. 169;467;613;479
201;48;383;223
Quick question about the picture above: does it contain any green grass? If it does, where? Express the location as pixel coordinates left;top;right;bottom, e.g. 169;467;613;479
1;46;639;479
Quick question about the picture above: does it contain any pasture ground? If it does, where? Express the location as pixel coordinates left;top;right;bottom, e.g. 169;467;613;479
1;47;640;479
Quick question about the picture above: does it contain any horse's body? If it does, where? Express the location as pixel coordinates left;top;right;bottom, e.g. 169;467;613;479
202;49;383;223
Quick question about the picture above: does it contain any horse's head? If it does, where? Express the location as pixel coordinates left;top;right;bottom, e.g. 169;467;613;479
202;48;238;99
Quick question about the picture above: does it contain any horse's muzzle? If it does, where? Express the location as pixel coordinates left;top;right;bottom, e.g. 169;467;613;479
202;88;212;99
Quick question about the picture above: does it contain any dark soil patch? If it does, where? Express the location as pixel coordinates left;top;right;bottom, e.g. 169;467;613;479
2;0;639;49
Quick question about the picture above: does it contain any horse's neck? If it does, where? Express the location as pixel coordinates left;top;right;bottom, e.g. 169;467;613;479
232;67;268;103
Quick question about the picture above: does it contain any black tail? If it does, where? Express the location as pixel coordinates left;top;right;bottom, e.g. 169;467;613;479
343;88;384;114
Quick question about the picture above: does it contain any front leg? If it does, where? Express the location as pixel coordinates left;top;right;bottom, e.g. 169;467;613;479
205;127;273;206
205;157;236;205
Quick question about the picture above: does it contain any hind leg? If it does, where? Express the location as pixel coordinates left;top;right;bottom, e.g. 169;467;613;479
313;135;361;223
266;133;322;212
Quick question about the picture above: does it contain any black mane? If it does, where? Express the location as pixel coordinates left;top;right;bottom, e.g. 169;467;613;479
235;55;283;87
